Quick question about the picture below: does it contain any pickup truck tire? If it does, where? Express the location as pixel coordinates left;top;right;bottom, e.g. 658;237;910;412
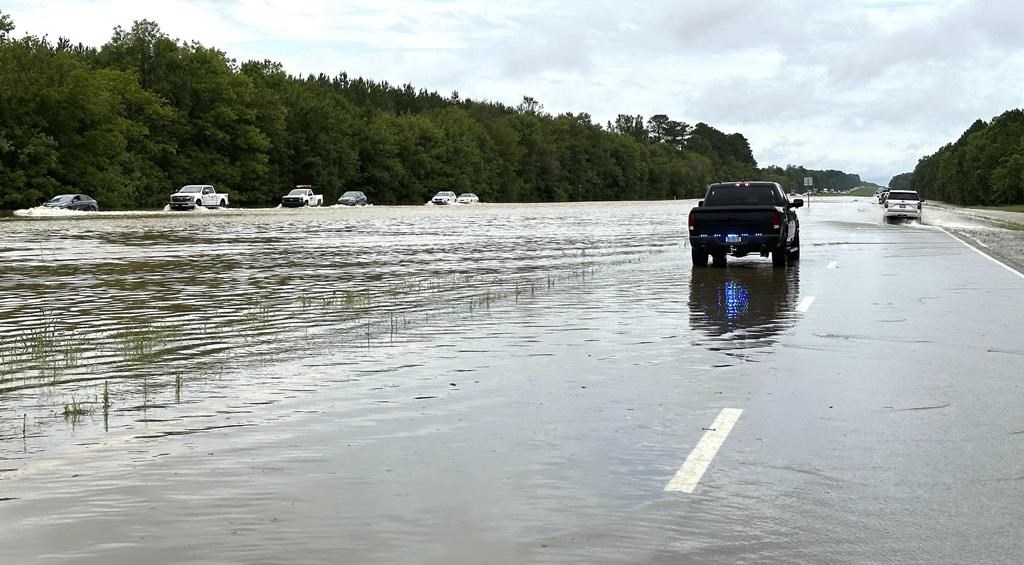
220;199;227;208
771;249;787;268
712;254;727;268
195;199;202;208
691;247;708;267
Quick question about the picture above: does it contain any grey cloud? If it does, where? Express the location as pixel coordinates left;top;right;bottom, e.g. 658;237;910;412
499;24;593;77
686;70;831;126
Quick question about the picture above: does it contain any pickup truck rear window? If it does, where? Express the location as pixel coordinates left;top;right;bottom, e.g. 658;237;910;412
887;191;919;201
704;186;783;207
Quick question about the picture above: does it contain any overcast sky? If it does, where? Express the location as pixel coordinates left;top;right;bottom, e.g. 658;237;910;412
6;0;1024;185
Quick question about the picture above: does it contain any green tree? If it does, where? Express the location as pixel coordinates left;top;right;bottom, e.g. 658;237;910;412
888;172;913;191
0;14;884;210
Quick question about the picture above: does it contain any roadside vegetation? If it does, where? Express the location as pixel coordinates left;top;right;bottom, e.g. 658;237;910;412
0;12;868;210
847;186;878;197
894;109;1024;206
975;205;1024;214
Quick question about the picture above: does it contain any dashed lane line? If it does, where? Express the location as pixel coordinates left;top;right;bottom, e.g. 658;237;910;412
665;408;743;494
796;296;816;313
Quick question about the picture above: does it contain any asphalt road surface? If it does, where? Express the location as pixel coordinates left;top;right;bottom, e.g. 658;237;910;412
2;199;1022;564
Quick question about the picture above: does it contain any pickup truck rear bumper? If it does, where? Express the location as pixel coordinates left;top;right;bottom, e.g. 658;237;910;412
690;234;782;257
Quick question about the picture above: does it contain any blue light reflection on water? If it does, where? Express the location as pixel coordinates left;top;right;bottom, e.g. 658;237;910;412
722;280;750;322
688;265;799;345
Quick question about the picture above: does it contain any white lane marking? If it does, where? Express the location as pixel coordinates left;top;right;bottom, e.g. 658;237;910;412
796;296;816;312
666;408;743;493
827;261;838;269
937;227;1024;281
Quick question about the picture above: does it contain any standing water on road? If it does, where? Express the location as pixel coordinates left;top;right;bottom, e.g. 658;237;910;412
1;200;828;563
1;203;689;453
7;198;1015;564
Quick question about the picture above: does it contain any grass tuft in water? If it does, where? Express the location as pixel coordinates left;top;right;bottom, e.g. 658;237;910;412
243;295;273;338
63;398;92;419
112;322;168;362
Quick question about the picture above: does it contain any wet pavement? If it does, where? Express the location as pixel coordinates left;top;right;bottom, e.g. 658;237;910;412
1;199;1023;563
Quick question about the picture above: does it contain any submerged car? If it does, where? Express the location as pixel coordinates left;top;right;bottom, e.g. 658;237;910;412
337;191;368;206
43;194;98;211
883;189;922;222
431;191;457;205
456;193;480;204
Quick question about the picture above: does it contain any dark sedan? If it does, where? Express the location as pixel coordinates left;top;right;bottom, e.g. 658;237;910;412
43;194;99;211
337;191;368;206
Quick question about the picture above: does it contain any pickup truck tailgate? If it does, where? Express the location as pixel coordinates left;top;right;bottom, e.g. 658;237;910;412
690;206;778;236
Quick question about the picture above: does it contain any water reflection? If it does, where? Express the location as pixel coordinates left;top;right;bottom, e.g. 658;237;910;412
688;263;800;352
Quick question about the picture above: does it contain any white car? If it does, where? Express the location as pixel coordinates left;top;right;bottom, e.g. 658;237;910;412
883;189;922;222
431;191;457;205
456;193;480;204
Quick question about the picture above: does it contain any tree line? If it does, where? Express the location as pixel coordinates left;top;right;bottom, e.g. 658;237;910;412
1;13;865;210
895;109;1024;205
760;165;873;193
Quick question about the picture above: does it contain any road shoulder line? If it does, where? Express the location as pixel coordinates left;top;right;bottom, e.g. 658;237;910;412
936;227;1024;281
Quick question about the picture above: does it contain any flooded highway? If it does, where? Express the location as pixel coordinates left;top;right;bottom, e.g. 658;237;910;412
2;199;1023;563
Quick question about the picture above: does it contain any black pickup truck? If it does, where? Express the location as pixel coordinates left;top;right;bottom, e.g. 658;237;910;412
688;181;803;268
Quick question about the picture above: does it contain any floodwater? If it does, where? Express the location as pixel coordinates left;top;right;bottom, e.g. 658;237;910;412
1;203;688;443
2;199;1023;564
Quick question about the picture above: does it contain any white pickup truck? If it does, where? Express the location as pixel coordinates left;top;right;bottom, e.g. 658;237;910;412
169;185;229;210
281;186;324;208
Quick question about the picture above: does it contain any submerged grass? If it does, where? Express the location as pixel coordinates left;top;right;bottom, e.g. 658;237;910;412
63;397;92;419
112;322;169;362
976;205;1024;214
243;295;273;338
1;309;83;380
8;240;654;438
997;220;1024;231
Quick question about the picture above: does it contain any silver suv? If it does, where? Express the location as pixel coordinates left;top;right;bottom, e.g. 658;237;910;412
883;190;922;223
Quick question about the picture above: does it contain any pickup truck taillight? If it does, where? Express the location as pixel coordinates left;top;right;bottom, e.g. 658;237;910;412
771;210;782;231
688;211;695;231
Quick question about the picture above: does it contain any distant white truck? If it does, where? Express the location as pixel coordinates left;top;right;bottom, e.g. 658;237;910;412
170;185;228;210
281;185;324;208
